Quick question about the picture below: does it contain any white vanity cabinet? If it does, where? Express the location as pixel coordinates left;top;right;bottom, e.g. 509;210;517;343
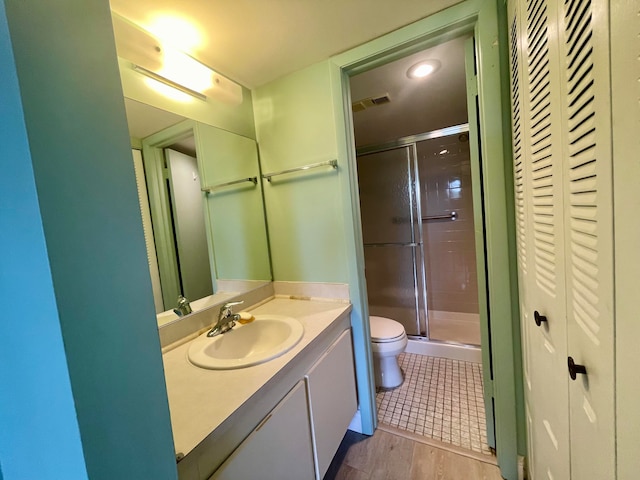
306;329;357;479
209;380;315;480
207;328;357;480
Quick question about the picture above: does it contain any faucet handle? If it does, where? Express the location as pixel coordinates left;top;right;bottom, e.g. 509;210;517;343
219;300;244;315
174;295;192;316
224;301;244;307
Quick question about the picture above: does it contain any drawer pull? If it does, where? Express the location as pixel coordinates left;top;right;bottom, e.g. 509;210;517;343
255;414;272;432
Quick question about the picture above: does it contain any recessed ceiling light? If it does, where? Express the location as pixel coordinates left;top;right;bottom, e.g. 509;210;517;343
407;60;441;79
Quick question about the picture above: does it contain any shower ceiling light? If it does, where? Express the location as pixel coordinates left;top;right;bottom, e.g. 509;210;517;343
407;60;441;79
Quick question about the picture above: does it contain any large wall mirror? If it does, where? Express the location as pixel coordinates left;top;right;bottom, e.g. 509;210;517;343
124;98;272;327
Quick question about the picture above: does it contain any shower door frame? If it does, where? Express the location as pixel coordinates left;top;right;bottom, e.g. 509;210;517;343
356;142;428;338
357;123;472;342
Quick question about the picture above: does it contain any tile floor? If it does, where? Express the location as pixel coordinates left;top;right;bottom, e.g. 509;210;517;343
376;353;492;455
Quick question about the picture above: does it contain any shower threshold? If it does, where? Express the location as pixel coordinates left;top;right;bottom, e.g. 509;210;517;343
406;337;481;363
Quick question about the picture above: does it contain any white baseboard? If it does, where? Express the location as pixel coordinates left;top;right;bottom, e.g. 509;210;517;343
519;455;527;480
347;409;363;433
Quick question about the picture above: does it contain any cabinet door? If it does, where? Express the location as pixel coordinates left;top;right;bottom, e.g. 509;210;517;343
305;329;358;480
210;381;315;480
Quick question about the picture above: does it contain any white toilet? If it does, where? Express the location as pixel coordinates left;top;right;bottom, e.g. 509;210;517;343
370;316;408;389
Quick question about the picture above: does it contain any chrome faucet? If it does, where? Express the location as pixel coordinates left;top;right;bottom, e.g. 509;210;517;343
173;295;192;317
207;301;244;337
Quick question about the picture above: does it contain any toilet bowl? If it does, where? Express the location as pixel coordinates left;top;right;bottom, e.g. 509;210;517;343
370;316;408;389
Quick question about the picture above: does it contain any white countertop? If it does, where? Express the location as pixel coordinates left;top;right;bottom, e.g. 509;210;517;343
162;297;351;457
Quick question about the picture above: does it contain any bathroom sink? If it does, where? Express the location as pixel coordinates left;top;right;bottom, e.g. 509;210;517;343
187;315;304;370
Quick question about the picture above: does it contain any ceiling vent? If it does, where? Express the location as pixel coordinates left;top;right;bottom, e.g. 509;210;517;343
352;93;391;112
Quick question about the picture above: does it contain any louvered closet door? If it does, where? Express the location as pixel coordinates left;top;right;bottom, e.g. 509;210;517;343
520;0;571;478
507;3;535;471
508;3;539;475
558;0;615;478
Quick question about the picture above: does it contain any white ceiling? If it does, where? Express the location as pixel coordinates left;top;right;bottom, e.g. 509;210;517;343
109;0;463;88
124;98;184;139
124;99;196;154
350;35;470;147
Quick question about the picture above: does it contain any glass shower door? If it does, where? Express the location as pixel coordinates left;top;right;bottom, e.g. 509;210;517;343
416;133;480;345
357;145;427;336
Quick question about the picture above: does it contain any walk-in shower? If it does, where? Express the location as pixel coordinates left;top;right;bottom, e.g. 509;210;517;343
357;124;481;357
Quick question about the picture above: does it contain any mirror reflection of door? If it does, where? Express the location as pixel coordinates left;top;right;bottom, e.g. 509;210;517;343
123;97;272;325
131;139;215;314
165;148;213;302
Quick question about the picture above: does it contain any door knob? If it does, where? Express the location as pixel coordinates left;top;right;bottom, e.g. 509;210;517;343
534;310;547;327
568;356;587;380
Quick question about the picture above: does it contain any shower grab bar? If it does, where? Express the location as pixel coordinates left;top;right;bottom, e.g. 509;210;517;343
201;176;258;193
363;242;421;248
262;159;338;182
423;211;457;221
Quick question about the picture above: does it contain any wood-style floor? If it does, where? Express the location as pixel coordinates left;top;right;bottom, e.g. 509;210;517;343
324;429;504;480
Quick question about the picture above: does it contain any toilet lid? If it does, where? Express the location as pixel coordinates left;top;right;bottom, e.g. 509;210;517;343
370;316;405;342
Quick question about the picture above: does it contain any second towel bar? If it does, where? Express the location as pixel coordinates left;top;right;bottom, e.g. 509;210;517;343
262;159;338;182
201;176;257;193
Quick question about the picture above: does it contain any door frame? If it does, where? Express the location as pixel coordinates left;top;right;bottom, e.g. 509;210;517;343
327;0;523;477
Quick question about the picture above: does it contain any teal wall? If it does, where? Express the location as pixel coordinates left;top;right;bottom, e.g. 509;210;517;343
253;62;349;283
0;3;87;478
1;1;176;479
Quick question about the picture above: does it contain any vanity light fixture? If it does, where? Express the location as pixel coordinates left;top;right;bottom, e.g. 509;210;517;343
111;12;242;104
133;64;207;100
406;60;441;79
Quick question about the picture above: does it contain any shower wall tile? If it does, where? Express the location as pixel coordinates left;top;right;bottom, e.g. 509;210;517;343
418;138;479;318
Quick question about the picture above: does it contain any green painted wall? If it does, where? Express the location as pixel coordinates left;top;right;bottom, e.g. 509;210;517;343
253;62;349;283
252;0;523;476
496;0;526;455
253;61;377;433
195;122;271;281
2;1;176;479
